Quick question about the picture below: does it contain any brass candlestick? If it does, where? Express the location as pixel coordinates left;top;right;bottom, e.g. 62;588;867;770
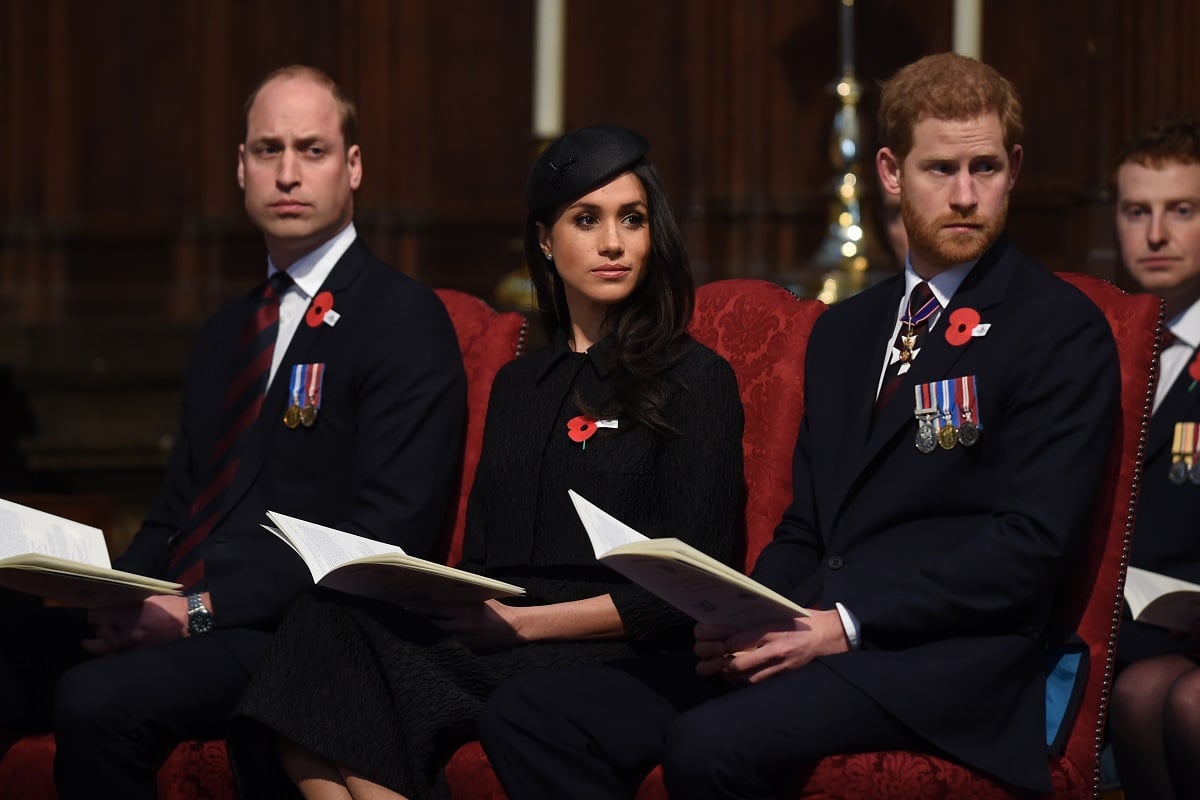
806;0;888;304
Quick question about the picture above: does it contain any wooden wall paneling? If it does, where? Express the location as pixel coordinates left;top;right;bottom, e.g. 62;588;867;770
680;0;714;281
985;0;1092;275
339;0;427;278
423;1;531;296
1075;0;1125;284
1;0;57;323
173;0;239;321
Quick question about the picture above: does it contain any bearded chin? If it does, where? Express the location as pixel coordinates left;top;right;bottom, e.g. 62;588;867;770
903;195;1007;269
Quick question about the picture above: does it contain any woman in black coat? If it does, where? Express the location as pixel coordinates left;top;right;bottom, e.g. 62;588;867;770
227;125;745;800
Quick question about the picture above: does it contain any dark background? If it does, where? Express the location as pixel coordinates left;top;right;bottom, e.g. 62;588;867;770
0;0;1194;548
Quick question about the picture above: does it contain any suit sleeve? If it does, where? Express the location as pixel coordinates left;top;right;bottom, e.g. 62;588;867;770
609;353;745;645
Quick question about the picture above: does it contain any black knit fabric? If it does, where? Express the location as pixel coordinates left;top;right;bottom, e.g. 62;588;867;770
228;336;744;799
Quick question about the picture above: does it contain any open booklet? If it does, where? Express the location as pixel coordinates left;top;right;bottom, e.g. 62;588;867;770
1125;566;1200;631
0;498;182;606
265;511;525;605
568;490;809;627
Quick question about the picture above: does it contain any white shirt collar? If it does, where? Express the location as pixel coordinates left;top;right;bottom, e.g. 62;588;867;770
903;254;976;311
267;222;357;298
1167;296;1200;351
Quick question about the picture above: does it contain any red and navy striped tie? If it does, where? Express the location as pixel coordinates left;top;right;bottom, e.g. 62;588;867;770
167;271;292;589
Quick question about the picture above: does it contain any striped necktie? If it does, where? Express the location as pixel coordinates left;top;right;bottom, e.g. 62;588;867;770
876;281;938;414
167;271;292;588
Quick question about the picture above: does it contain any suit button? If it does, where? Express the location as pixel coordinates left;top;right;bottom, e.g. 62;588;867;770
827;556;844;569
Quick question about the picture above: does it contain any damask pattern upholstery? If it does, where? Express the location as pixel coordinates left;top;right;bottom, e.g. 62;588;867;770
430;289;527;566
0;290;527;800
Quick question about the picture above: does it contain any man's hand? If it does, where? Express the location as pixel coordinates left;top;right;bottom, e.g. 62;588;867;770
416;599;525;650
82;594;194;656
693;609;850;685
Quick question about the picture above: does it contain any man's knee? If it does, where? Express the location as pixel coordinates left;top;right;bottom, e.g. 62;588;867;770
663;709;757;797
53;659;136;742
480;672;564;748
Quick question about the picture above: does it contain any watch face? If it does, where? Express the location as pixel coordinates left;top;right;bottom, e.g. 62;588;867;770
187;594;214;634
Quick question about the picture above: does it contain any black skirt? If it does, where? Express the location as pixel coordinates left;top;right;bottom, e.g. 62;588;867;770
228;588;640;799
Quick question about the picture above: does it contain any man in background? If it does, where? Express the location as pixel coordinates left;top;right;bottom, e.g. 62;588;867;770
1108;114;1200;800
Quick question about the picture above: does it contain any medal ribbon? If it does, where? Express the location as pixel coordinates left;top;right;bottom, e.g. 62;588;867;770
957;375;982;429
289;364;305;409
913;382;934;414
902;292;940;328
1188;422;1198;469
305;363;325;409
937;379;958;430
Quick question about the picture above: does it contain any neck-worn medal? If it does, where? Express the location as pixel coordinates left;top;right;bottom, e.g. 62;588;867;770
898;288;940;364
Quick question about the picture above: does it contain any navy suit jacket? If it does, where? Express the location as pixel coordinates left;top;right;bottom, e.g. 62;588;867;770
115;237;467;662
751;236;1119;791
1118;332;1200;664
1129;351;1200;581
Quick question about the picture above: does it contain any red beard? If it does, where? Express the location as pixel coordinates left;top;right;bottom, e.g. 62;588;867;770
903;195;1007;269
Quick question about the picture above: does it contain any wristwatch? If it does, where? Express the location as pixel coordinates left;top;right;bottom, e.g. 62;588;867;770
186;592;214;635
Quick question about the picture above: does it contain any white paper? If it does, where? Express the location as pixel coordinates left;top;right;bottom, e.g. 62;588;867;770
568;490;649;558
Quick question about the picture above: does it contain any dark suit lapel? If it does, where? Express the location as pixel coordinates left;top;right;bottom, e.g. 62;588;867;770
216;237;372;526
1146;353;1200;461
833;237;1016;519
825;276;906;511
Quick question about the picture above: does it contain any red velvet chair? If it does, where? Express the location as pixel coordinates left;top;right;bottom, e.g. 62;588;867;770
444;278;828;797
0;289;527;800
446;275;1160;800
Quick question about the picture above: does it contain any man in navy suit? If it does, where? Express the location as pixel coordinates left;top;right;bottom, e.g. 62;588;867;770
1108;114;1200;800
480;53;1119;798
0;65;466;798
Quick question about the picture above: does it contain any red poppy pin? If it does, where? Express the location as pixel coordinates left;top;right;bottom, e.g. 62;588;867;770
567;415;598;448
945;307;981;347
1188;349;1200;391
306;291;335;328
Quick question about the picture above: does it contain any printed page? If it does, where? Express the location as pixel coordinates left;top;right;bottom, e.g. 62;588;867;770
0;498;110;567
568;490;649;558
265;512;405;582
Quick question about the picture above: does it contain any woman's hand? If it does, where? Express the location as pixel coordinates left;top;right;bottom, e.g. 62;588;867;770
416;599;526;649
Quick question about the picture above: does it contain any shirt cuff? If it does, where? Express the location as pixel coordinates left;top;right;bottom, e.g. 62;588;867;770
835;602;861;650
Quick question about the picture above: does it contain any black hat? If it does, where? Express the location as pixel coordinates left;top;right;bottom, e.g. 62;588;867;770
526;125;650;217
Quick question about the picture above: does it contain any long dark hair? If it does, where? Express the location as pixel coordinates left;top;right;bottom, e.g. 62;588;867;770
524;161;695;435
